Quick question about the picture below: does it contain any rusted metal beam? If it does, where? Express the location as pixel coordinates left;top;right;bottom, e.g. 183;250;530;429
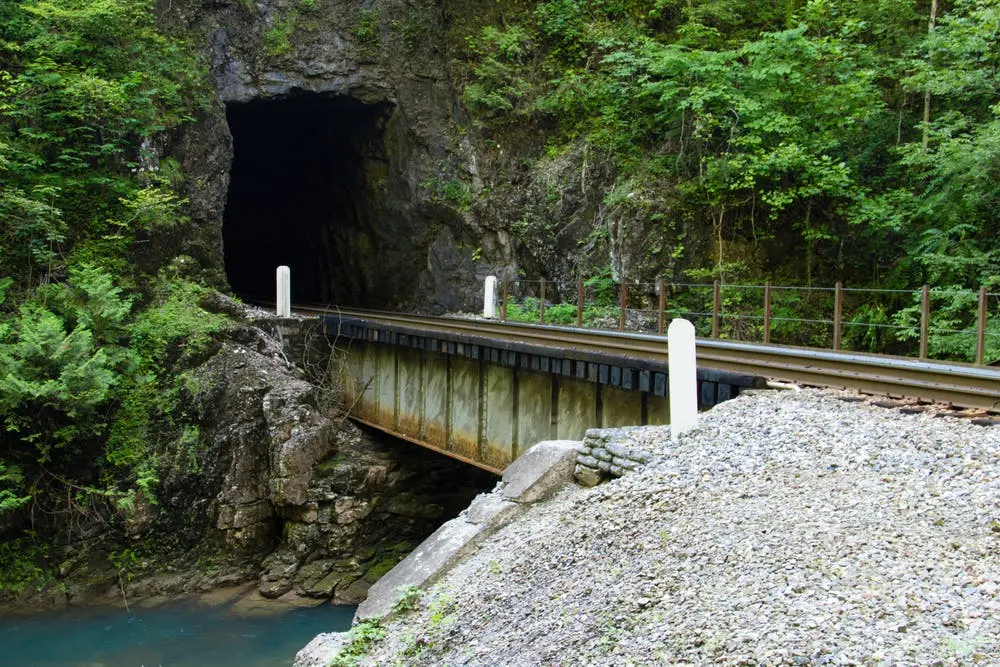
657;278;666;335
712;280;721;338
501;280;508;322
834;281;843;351
619;282;627;331
763;282;772;345
976;286;987;365
539;278;546;325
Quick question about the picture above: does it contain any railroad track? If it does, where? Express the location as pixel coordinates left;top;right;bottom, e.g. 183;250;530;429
285;304;1000;412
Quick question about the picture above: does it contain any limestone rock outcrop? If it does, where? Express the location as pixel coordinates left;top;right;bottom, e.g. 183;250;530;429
141;307;495;604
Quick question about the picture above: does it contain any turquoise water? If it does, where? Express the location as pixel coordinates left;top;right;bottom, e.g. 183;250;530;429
0;599;354;667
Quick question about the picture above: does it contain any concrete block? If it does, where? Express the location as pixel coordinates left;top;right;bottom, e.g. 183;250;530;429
356;518;485;621
464;493;522;527
294;631;350;667
500;440;582;504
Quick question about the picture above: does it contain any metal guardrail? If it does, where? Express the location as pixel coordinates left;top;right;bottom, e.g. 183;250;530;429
295;305;1000;411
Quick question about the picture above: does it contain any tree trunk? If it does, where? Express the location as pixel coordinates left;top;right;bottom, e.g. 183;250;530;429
922;0;939;152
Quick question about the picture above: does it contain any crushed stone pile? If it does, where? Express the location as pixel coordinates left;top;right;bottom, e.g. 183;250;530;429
356;389;1000;665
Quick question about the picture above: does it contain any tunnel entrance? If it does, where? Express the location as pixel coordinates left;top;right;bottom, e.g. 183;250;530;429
223;93;399;305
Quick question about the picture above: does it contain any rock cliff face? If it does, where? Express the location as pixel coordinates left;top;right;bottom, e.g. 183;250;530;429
157;0;516;312
140;305;496;604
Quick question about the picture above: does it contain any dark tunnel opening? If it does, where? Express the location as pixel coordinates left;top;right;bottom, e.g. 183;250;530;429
223;93;396;306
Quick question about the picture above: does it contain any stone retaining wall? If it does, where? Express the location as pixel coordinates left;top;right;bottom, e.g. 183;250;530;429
574;427;656;486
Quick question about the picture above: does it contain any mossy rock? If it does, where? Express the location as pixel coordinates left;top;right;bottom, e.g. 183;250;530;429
363;556;402;584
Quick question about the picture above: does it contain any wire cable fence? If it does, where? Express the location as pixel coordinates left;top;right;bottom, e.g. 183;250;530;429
495;278;1000;365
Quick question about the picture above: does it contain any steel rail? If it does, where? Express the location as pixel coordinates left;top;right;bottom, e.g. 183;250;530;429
294;304;1000;411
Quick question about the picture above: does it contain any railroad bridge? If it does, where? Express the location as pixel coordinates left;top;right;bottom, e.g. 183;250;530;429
310;306;1000;473
322;311;763;473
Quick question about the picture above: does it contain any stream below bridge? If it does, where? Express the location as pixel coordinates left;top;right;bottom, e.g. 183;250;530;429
0;596;352;667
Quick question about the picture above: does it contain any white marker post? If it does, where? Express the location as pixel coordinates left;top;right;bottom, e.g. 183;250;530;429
276;265;291;318
483;275;498;319
668;318;698;441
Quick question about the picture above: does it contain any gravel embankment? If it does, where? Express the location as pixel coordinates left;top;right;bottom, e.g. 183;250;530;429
360;389;1000;665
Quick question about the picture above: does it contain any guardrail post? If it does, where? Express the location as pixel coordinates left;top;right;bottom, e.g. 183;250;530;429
539;278;546;324
763;281;772;344
577;277;584;328
833;281;843;351
669;318;698;442
501;280;508;322
483;275;497;319
619;282;627;331
276;265;291;318
920;284;930;359
657;278;666;335
711;280;721;338
976;286;987;365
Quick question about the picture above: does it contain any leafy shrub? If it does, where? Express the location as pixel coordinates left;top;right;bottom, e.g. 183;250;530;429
351;8;381;55
329;619;387;667
0;266;135;462
544;302;578;324
129;279;230;373
264;14;296;56
0;536;51;595
463;26;533;118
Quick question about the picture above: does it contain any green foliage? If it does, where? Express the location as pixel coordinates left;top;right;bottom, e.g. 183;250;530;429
422;177;476;210
129;279;230;373
393;585;423;613
0;0;233;573
351;8;381;58
505;296;540;322
463;26;533;118
363;555;401;583
506;295;618;326
459;0;1000;294
328;619;387;667
108;547;142;583
0;461;31;515
394;10;429;51
265;13;297;57
0;269;229;536
0;0;209;290
585;267;616;306
893;287;1000;361
0;265;135;462
0;535;51;595
843;302;893;353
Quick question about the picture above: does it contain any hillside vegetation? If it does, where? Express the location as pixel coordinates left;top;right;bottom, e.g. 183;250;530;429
0;0;226;594
459;0;1000;292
